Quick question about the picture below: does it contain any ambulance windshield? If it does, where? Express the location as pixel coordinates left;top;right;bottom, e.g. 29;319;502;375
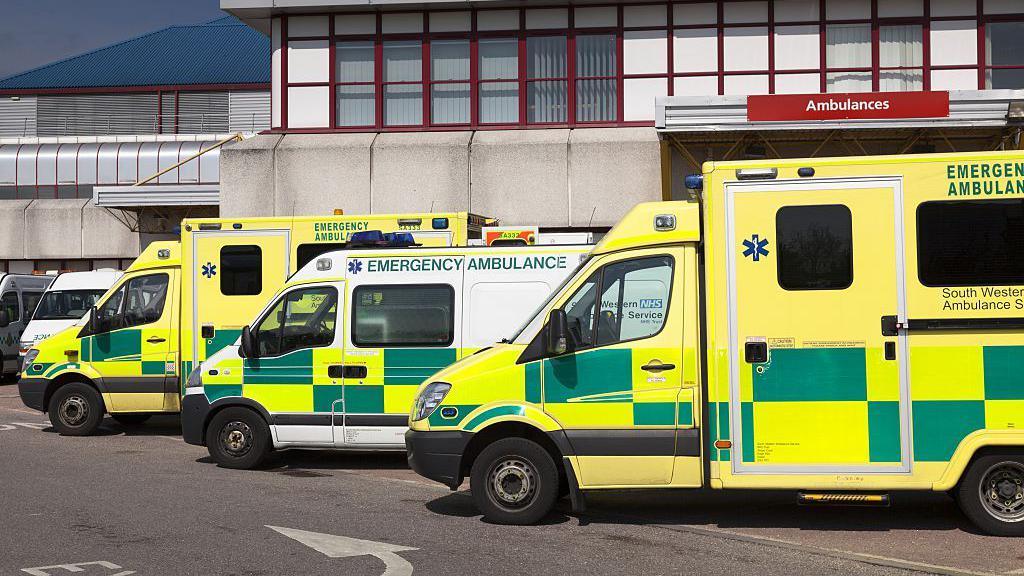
508;255;590;345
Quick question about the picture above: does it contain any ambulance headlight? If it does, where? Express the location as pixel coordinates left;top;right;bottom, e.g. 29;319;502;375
413;382;451;421
185;366;203;389
23;348;39;366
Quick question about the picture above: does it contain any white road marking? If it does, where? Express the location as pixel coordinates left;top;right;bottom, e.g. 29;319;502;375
0;424;15;431
12;422;48;430
268;525;418;576
21;560;134;575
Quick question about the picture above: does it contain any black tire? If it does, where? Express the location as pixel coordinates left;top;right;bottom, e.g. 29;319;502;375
470;437;560;525
957;453;1024;536
205;407;271;470
47;382;104;436
112;413;152;426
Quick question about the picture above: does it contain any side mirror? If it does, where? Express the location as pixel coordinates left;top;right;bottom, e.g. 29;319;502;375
546;309;568;356
0;309;9;328
240;325;257;359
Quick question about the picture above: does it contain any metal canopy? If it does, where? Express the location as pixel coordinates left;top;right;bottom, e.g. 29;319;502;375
93;184;219;208
656;90;1024;133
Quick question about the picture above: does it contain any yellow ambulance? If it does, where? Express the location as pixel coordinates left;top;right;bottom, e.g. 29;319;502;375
406;150;1024;536
180;244;590;469
18;212;487;435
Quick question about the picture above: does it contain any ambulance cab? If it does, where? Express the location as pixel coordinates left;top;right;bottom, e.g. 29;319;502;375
20;269;123;361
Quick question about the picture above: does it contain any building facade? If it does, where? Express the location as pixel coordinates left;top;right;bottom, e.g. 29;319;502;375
0;17;271;273
221;0;1024;229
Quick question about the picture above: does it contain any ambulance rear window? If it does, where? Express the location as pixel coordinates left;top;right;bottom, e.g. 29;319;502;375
776;204;853;291
221;245;262;296
917;199;1024;287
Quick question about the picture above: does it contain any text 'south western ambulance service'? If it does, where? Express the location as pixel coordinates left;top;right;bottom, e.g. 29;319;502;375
405;150;1024;536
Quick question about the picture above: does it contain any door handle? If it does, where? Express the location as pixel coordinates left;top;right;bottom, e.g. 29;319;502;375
641;361;676;373
884;341;897;361
146;336;166;344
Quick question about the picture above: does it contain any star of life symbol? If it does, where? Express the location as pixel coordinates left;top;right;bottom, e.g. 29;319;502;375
742;234;770;262
201;262;217;278
348;260;363;274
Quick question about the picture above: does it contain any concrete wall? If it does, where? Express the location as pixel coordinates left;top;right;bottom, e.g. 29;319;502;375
219;127;664;227
0;200;139;260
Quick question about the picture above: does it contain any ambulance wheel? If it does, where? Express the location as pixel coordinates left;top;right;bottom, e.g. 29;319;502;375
48;382;104;436
206;407;270;470
470;438;559;525
957;453;1024;536
112;414;151;427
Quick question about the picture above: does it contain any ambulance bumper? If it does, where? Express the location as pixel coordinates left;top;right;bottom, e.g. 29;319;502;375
405;429;470;490
18;378;46;411
181;392;212;446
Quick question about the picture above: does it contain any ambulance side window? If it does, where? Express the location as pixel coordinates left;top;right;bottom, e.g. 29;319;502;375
561;272;600;350
776;205;853;291
917;199;1024;286
595;256;674;346
0;291;19;323
253;286;338;357
352;285;454;347
221;245;262;296
22;291;43;319
121;274;169;328
94;286;126;332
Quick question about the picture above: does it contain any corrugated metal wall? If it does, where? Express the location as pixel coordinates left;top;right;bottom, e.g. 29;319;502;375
229;90;271;132
177;91;229;134
0;96;38;137
37;93;159;136
159;91;176;134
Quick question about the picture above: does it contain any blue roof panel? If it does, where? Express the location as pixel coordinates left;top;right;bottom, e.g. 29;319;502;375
0;17;269;90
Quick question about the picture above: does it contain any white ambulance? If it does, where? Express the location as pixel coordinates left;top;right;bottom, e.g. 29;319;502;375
20;269;123;361
0;273;54;380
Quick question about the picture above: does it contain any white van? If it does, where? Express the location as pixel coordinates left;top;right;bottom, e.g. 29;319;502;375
0;274;54;379
20;269;123;360
180;244;591;468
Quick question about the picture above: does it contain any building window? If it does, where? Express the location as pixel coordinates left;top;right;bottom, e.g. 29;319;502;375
776;205;853;291
479;38;520;124
917;199;1024;287
336;41;376;127
879;25;923;91
825;24;872;92
431;39;471;124
986;21;1024;89
526;36;568;123
576;34;617;122
383;41;423;126
352;284;454;346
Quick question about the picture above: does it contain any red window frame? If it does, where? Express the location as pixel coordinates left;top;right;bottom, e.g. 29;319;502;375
274;1;1024;133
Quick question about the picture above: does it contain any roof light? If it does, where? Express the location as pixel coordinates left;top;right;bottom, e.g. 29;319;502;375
198;223;221;230
398;218;422;227
797;167;815;177
736;167;778;181
654;214;676;232
333;209;345;215
684;174;704;191
315;258;332;271
432;217;449;230
157;249;171;260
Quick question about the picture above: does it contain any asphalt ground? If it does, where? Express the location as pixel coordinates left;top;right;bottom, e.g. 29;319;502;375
0;387;1019;576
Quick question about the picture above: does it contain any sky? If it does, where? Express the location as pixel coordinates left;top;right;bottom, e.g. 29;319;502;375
0;0;227;78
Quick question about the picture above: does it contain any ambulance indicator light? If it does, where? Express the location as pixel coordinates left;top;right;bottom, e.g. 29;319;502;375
736;167;778;180
316;258;332;271
232;223;242;229
684;174;703;191
333;209;345;215
654;214;676;232
714;440;732;450
157;249;171;260
432;217;449;230
198;223;222;230
798;167;815;177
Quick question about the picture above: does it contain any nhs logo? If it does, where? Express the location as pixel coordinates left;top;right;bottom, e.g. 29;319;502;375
638;299;663;309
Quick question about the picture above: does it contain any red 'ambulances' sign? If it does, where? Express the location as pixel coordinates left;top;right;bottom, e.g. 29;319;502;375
747;91;950;121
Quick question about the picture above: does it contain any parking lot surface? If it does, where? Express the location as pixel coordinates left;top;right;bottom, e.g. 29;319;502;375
0;389;1019;576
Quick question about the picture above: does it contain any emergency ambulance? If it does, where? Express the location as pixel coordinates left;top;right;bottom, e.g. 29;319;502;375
406;150;1024;536
18;212;487;434
180;244;591;469
0;273;53;379
20;269;123;360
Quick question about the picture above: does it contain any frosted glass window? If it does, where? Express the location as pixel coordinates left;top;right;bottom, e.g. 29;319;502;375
527;36;567;123
381;13;422;34
775;73;820;94
624;31;668;74
431;40;470;124
674;28;718;73
723;1;768;23
880;25;923;91
430;12;470;32
930;21;978;66
575;7;617;28
335;41;375;127
724;27;768;71
623;5;666;28
673;75;719;96
335;14;375;35
383;42;422;126
878;0;923;17
724;74;768;95
931;69;978;90
526;9;568;29
774;0;819;21
623;78;666;121
576;34;617;122
288;15;328;37
931;0;976;16
775;25;820;70
288;86;330;128
287;40;329;83
826;24;871;92
480;38;519;124
673;3;717;25
826;0;869;20
478;10;519;31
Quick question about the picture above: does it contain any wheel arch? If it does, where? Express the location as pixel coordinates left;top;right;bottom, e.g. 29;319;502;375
459;419;571;482
933;430;1024;491
203;397;274;443
43;372;101;413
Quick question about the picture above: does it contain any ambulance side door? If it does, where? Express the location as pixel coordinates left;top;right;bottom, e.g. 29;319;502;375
532;248;684;487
